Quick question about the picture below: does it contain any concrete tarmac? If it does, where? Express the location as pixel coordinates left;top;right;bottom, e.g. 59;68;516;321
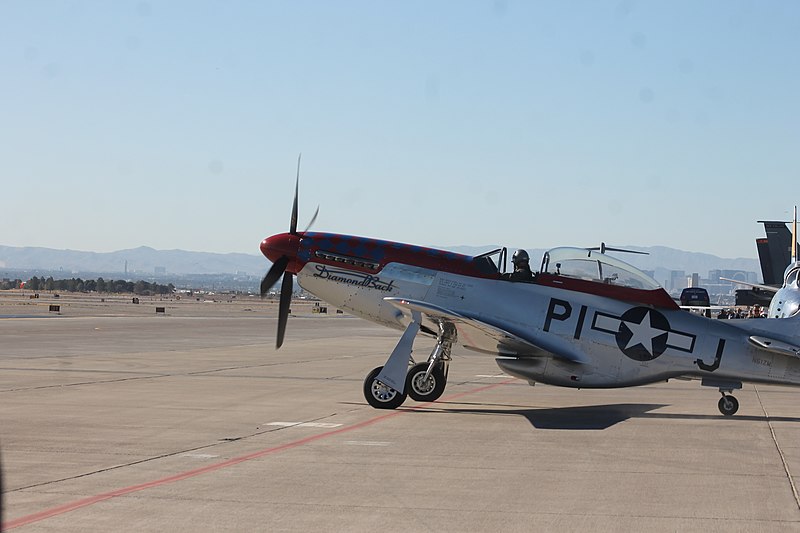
1;293;800;531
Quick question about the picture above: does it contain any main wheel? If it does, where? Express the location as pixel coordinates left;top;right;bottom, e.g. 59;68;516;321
718;395;739;416
363;366;407;409
405;362;447;403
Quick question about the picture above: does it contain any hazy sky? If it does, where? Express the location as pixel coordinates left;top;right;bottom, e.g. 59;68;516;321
1;1;797;258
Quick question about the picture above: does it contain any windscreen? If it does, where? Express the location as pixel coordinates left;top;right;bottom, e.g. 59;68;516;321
541;247;661;290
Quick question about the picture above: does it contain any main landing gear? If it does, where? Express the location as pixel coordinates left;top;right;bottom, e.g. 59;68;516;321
363;366;407;410
363;330;453;410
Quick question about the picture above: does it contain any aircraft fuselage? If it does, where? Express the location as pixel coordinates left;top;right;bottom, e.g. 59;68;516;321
286;238;800;391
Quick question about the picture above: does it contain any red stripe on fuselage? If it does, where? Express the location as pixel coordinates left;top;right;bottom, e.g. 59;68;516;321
536;273;679;310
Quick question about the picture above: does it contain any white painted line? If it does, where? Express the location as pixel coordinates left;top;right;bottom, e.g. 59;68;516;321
181;453;219;459
343;441;391;446
266;422;343;429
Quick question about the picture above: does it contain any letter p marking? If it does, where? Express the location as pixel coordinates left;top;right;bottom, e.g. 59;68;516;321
544;298;572;332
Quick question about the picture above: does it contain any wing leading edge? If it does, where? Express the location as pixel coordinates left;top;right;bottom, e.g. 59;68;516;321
384;297;588;364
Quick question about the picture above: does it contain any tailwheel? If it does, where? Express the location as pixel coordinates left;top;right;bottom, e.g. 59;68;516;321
363;366;407;409
406;362;447;403
718;394;739;416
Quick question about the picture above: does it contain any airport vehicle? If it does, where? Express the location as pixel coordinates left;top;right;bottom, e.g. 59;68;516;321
260;174;800;416
679;287;710;308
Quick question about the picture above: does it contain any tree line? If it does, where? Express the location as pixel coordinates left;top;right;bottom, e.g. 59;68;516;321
2;277;175;295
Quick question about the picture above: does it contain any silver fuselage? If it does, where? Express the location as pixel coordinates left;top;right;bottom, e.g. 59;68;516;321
297;261;800;389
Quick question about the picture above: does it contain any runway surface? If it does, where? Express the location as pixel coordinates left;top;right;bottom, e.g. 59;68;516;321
2;293;800;531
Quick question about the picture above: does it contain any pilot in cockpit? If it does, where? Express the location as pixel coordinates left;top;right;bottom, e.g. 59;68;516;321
504;249;535;282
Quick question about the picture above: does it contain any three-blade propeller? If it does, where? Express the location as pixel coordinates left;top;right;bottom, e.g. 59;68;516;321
259;155;317;348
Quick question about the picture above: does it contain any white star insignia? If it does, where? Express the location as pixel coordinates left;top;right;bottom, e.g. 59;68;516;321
623;310;665;356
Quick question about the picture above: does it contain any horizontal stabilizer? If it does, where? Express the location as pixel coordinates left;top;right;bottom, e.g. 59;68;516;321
748;336;800;358
384;297;587;364
719;277;779;293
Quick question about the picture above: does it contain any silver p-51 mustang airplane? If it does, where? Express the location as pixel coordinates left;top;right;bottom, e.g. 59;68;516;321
260;175;800;416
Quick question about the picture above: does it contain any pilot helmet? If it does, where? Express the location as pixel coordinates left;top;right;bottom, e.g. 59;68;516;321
512;249;530;266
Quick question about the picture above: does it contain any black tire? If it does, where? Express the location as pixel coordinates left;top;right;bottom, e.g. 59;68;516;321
718;395;739;416
363;366;407;409
405;362;447;403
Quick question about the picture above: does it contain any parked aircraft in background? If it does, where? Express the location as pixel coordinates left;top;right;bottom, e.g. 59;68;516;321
724;208;800;319
758;219;795;286
260;167;800;416
734;213;799;307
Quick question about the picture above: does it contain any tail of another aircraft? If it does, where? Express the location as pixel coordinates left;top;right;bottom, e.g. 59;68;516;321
757;220;795;285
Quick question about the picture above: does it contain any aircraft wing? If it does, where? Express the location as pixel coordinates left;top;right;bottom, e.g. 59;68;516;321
384;297;588;364
748;336;800;358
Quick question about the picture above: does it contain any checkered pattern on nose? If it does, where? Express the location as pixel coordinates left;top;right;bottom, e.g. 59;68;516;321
301;232;493;279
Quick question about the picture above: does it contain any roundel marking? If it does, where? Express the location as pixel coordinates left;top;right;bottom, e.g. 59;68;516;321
615;307;671;361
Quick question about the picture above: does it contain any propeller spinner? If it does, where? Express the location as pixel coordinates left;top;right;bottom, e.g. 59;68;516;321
259;155;317;348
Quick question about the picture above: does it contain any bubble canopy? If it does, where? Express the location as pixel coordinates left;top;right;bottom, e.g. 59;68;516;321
540;247;661;291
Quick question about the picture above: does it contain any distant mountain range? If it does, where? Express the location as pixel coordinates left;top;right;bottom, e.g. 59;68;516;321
0;246;265;276
0;244;761;281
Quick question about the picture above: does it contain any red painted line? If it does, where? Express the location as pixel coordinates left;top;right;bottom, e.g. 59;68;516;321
3;379;515;530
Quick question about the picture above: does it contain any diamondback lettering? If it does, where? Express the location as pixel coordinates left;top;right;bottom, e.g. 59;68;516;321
313;265;395;292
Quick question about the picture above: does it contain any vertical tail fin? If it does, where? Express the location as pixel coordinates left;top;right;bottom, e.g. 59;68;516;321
757;219;796;285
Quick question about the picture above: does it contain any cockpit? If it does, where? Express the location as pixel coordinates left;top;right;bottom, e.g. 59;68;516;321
470;245;675;308
472;246;660;290
539;247;661;290
472;248;510;276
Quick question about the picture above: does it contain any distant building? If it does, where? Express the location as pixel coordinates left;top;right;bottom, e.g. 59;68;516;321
668;270;687;292
688;273;700;288
708;269;758;284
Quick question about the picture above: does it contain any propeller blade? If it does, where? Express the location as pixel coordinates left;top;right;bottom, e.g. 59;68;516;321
290;154;300;234
260;255;289;296
303;205;319;233
276;272;293;349
270;154;304;348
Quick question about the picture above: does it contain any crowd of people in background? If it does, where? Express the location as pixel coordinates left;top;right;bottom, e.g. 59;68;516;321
716;304;766;319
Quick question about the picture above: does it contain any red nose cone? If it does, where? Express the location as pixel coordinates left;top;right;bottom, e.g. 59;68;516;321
260;233;303;273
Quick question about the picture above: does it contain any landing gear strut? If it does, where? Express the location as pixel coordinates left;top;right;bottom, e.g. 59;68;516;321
363;321;455;409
